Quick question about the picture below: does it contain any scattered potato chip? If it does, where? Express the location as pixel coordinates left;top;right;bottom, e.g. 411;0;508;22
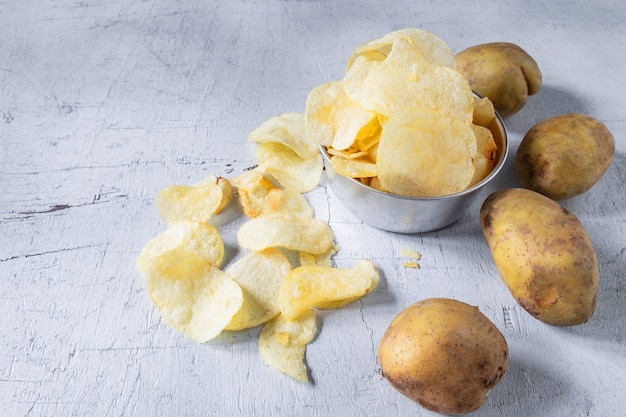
136;220;224;272
278;261;377;320
299;244;338;268
156;175;231;224
330;155;378;178
248;112;318;159
225;248;292;331
231;170;314;219
469;124;498;186
305;80;380;151
403;261;421;269
237;213;334;254
255;142;323;193
145;248;243;343
258;309;317;382
377;107;477;197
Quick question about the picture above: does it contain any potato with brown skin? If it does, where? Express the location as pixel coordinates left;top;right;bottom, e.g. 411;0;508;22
515;114;615;200
378;298;508;415
480;188;599;326
455;42;542;117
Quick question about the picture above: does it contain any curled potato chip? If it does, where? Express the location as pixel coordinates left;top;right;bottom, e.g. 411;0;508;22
145;248;243;343
377;107;477;197
278;261;377;320
346;28;456;71
255;142;323;193
473;95;497;127
344;38;473;123
330;155;378;178
231;170;314;219
299;244;338;268
225;248;292;331
156;175;232;224
305;81;380;151
136;220;224;272
258;309;317;382
248;112;318;159
469;124;498;187
237;213;334;254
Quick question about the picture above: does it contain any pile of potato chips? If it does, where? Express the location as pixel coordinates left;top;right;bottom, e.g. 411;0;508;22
137;111;378;383
137;28;498;383
305;28;499;197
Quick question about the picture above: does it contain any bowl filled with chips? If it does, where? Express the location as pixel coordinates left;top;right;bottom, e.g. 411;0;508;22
320;111;507;233
306;29;509;233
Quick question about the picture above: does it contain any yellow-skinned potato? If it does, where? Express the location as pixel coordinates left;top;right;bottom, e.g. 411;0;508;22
378;298;508;415
480;188;599;326
515;114;615;200
455;42;542;117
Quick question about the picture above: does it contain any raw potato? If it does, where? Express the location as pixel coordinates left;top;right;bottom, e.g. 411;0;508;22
515;113;615;200
455;42;542;117
480;188;599;326
378;298;508;415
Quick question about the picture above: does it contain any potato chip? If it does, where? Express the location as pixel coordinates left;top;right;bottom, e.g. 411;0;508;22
473;95;497;127
344;38;473;123
225;248;291;331
330;155;378;178
469;124;498;186
258;309;317;382
326;147;368;160
377;107;477;197
145;248;243;343
299;244;338;268
156;175;231;224
231;170;314;218
248;112;318;159
305;80;380;151
345;28;456;71
255;142;323;193
237;213;333;254
278;261;376;320
313;259;379;309
136;220;224;272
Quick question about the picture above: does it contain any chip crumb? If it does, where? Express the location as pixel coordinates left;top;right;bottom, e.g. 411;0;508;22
403;261;421;269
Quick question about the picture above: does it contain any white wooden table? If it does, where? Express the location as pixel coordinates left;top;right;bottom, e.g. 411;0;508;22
2;1;625;416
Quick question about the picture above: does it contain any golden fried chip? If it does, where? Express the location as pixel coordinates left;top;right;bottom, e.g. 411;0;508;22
346;28;456;71
330;155;378;178
469;124;498;186
299;244;338;268
258;309;317;382
377;107;477;197
255;142;323;193
278;261;376;320
248;112;318;159
473;95;497;127
145;248;243;343
305;80;380;151
156;175;231;224
136;220;224;272
237;213;333;254
231;170;314;218
344;38;473;123
225;248;292;331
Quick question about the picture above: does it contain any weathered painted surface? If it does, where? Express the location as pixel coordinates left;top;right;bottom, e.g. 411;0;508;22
1;1;625;416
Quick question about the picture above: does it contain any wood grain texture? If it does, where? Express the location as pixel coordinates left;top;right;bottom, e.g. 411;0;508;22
1;1;625;416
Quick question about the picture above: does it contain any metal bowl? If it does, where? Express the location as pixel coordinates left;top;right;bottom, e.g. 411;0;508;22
321;113;508;233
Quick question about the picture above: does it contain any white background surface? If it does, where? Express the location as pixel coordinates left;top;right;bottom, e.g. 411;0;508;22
1;1;625;416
